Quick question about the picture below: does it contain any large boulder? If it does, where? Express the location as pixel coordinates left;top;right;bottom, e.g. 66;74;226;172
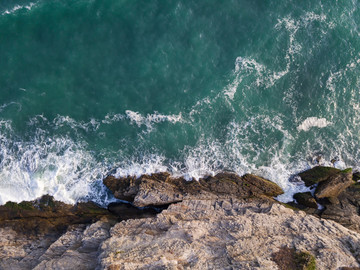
293;192;318;209
242;174;284;197
315;169;354;199
298;166;341;186
320;183;360;233
103;172;284;207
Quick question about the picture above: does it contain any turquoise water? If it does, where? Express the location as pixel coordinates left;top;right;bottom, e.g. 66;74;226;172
0;0;359;204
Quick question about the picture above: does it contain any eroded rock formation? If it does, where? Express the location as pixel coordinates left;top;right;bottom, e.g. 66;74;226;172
99;199;360;269
103;172;284;207
0;195;117;270
1;170;360;269
293;167;360;233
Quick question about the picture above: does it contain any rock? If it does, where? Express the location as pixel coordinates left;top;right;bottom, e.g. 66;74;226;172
0;195;118;270
298;166;341;187
33;220;113;270
0;195;114;236
353;172;360;182
315;169;353;199
293;192;318;209
242;174;284;197
293;170;360;233
98;199;360;269
2;175;360;270
103;175;142;202
292;168;360;234
103;172;284;207
328;196;340;204
320;183;360;233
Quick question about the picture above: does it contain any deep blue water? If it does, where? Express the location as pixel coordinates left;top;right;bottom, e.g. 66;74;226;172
0;0;359;204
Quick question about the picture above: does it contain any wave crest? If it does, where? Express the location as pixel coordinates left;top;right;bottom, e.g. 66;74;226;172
297;117;332;131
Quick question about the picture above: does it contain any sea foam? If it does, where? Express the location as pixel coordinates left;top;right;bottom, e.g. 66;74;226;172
297;117;332;131
125;110;183;129
0;121;110;205
1;2;37;16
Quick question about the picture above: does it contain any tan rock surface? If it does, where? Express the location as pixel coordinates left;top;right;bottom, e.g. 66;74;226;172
0;219;114;270
0;195;116;270
34;220;112;270
99;199;360;270
315;170;354;199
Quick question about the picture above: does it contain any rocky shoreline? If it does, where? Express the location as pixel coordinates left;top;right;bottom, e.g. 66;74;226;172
0;167;360;269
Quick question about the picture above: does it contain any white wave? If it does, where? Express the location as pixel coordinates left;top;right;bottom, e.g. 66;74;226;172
0;102;22;113
297;117;332;131
102;113;125;124
0;120;13;132
180;140;227;180
2;2;37;16
28;111;182;134
326;71;343;92
224;57;265;100
224;55;290;101
0;113;354;206
0;124;110;205
125;110;183;129
275;12;327;50
302;12;327;24
326;54;360;92
114;154;168;178
53;115;101;131
189;97;212;117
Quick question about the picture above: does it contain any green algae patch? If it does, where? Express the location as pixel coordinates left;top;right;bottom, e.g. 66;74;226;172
295;251;316;270
341;168;352;174
4;201;34;211
272;247;317;270
298;166;340;186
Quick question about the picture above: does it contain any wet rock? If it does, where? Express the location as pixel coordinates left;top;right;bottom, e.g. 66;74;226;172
294;169;360;233
293;192;318;209
103;174;142;202
298;166;341;187
103;172;284;207
315;169;353;199
0;195;114;236
242;174;284;197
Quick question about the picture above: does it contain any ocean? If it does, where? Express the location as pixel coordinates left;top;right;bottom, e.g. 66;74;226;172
0;0;359;205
